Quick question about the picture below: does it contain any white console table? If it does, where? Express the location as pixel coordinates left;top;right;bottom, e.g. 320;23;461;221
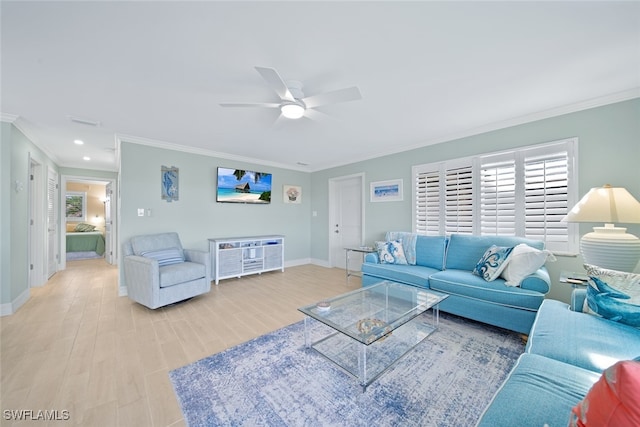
209;235;285;285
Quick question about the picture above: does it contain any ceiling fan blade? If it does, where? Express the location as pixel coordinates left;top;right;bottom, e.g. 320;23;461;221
303;108;334;123
219;102;280;108
302;86;362;109
255;66;295;102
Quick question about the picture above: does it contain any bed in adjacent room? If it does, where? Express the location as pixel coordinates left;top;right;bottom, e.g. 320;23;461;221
66;223;105;260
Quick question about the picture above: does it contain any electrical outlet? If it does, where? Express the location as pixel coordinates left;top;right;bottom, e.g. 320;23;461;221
137;208;145;217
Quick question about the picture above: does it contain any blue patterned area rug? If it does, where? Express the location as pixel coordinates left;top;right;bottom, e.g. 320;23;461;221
169;313;524;426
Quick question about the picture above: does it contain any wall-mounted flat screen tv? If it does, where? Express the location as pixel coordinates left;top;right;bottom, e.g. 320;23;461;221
216;167;272;204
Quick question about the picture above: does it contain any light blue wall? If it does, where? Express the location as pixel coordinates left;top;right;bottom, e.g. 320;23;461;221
311;98;640;303
119;141;311;263
1;122;59;306
4;98;638;309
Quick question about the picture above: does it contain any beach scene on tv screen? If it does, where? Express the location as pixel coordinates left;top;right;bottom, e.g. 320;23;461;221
217;168;272;204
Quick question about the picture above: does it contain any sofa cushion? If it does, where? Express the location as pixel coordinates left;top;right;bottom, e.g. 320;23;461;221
473;245;514;281
570;360;640;427
414;235;448;270
360;263;437;288
429;269;544;310
501;243;556;287
375;240;408;265
444;234;544;271
159;262;206;288
526;299;640;373
477;353;600;427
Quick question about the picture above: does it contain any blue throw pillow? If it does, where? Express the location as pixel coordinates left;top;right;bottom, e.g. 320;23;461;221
473;245;514;282
375;240;408;265
586;277;640;328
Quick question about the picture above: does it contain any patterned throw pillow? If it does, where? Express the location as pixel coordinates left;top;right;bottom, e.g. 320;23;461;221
569;360;640;426
375;240;408;265
585;276;640;328
74;223;96;232
140;247;185;266
473;245;514;281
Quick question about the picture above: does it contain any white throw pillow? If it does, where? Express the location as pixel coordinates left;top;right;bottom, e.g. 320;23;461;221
501;243;556;287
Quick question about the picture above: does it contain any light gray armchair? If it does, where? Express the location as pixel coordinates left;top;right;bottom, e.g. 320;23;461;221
122;232;211;309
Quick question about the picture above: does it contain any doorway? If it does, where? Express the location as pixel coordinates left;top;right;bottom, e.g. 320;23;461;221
60;175;117;270
328;173;365;270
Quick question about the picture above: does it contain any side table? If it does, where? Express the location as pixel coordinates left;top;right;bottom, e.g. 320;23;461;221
344;246;376;280
559;270;589;310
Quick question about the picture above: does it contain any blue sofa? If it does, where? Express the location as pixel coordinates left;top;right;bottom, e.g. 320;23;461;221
477;291;640;426
362;233;551;334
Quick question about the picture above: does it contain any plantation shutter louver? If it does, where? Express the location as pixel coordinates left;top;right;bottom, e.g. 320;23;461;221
415;169;441;235
480;159;516;236
445;165;474;235
524;151;570;252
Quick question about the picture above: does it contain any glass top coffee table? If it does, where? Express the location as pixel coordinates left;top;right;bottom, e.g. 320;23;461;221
298;280;448;390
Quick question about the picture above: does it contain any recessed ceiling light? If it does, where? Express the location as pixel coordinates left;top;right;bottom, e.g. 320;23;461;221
83;156;91;161
74;139;84;145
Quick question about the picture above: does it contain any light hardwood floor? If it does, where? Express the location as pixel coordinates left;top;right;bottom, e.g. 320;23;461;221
0;259;360;426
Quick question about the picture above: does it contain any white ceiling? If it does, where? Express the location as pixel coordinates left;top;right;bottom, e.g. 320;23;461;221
2;1;639;172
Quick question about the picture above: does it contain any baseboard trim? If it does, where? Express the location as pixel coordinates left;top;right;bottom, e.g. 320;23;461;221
284;258;311;268
0;288;31;316
309;258;331;268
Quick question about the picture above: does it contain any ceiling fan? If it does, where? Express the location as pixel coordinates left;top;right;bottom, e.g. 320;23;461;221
220;66;362;120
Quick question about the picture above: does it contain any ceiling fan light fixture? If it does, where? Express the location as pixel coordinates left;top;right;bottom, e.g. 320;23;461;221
281;102;305;119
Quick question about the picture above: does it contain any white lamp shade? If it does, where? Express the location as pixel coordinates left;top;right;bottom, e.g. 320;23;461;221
563;185;640;272
563;185;640;224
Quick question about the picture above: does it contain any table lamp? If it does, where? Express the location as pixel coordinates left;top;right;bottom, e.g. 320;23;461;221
562;184;640;272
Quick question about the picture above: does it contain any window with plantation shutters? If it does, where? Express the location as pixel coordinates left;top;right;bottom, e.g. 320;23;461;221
412;138;578;254
479;158;516;236
523;148;573;253
414;169;440;235
444;165;474;235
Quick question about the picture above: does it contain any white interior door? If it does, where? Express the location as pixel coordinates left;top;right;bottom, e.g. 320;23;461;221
329;174;364;270
47;168;59;278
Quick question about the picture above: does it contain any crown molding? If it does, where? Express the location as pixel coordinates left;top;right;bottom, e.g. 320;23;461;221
115;133;311;172
311;89;640;172
1;113;62;165
0;113;19;123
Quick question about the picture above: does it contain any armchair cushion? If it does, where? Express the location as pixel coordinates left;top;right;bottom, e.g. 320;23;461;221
141;247;185;266
160;262;207;288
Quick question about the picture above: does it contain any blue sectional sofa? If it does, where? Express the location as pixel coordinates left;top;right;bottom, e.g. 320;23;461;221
362;233;551;334
477;291;640;426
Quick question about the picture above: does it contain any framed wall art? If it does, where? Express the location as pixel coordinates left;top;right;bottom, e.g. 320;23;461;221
283;185;302;204
370;179;403;202
161;166;179;202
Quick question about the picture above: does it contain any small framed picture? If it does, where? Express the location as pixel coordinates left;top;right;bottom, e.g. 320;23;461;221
283;185;302;204
161;166;179;202
370;179;403;202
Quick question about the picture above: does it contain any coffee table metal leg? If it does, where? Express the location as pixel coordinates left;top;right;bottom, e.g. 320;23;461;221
359;343;367;391
304;316;310;348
